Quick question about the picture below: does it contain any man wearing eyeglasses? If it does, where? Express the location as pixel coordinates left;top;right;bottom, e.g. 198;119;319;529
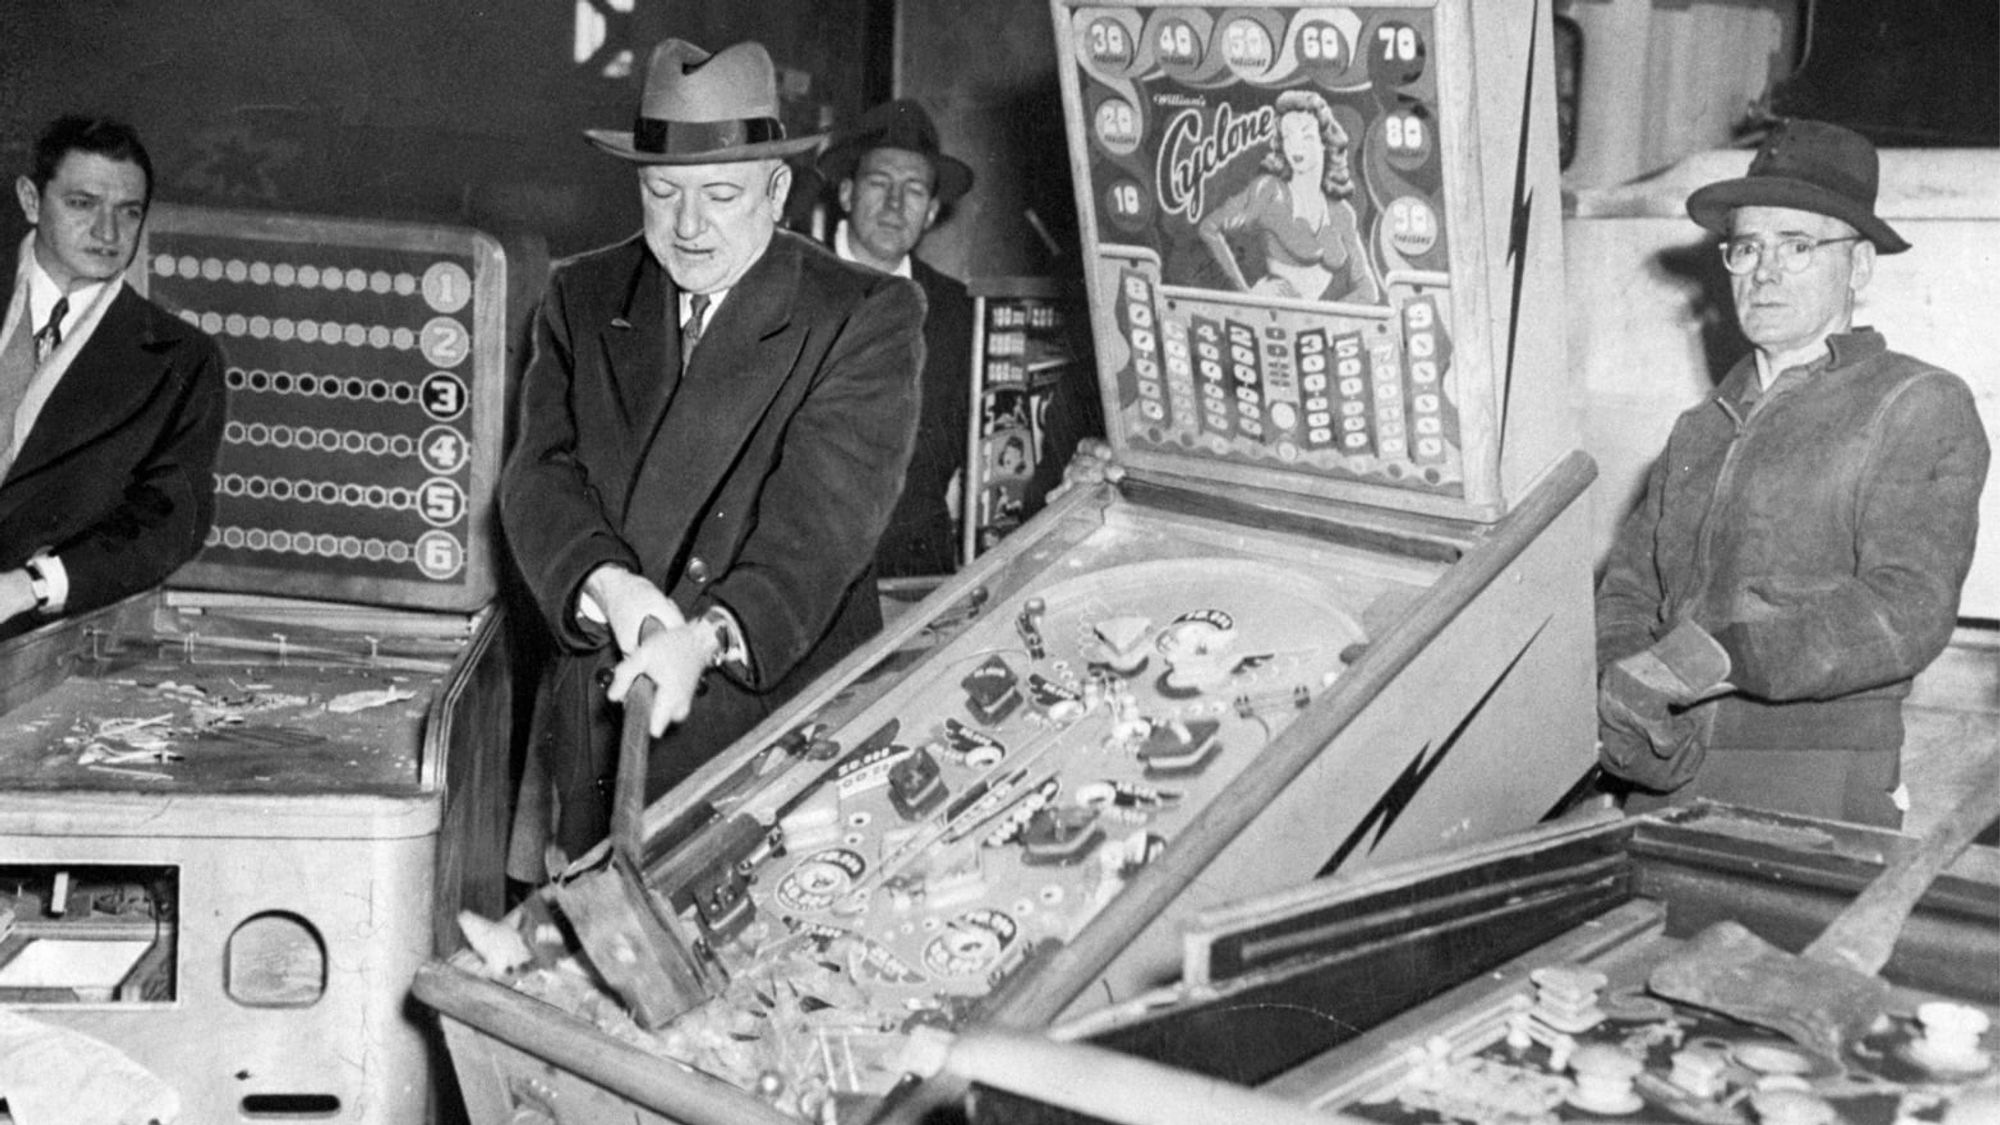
1591;119;1989;827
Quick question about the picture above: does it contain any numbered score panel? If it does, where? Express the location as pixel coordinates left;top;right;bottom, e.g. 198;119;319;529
1065;0;1574;521
418;4;1595;1117
143;204;506;611
0;205;521;1125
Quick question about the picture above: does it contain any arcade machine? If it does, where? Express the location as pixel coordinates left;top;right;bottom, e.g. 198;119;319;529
932;798;2000;1125
0;205;527;1123
414;0;1597;1120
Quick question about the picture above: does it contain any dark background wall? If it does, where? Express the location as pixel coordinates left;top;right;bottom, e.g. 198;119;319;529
0;0;892;259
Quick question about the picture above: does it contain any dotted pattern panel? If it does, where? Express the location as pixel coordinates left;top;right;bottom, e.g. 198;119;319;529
138;210;504;609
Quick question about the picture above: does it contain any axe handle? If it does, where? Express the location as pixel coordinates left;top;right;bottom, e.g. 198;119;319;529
611;673;658;862
1803;765;2000;975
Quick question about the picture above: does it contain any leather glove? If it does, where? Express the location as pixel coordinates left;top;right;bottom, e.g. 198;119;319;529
1601;620;1733;716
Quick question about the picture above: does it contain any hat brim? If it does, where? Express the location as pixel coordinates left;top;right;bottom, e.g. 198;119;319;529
584;128;824;165
816;137;974;205
1687;175;1909;254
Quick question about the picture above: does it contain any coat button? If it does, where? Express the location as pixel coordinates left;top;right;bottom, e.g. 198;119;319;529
686;556;710;583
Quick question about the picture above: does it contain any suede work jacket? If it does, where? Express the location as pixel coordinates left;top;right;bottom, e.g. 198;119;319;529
1597;329;1989;752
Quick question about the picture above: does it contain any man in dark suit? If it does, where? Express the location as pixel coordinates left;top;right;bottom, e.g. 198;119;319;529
0;115;225;642
501;39;924;863
818;100;977;578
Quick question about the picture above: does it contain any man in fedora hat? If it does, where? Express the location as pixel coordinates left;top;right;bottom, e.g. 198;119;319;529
501;39;924;863
818;99;977;577
1593;119;1988;826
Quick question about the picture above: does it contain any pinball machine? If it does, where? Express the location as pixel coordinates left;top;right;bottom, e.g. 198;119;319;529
413;1;1598;1120
0;205;530;1123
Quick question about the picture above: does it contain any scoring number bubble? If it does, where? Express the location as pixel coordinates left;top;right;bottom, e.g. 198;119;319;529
1382;104;1436;173
1295;20;1348;72
420;372;468;421
1153;17;1202;70
1102;176;1154;235
1386;196;1439;257
1084;16;1134;68
1093;96;1142;156
1221;18;1274;74
1369;20;1428;86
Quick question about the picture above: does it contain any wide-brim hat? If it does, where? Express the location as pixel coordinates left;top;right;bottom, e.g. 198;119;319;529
1686;118;1909;254
585;39;822;164
817;99;974;205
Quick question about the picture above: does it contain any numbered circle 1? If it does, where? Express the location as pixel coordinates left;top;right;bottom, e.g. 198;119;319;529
1092;95;1143;157
1368;21;1428;86
1382;104;1436;173
420;316;470;368
418;424;471;475
1082;15;1134;70
1220;17;1274;75
1386;195;1439;257
420;372;469;421
422;261;473;314
414;530;466;581
1102;176;1154;236
1294;19;1349;74
417;477;468;528
1152;16;1203;72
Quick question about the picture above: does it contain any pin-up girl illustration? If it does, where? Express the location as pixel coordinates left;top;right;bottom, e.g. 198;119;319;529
1198;89;1382;304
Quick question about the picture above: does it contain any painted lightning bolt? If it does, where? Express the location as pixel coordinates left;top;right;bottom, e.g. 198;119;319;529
1502;0;1543;435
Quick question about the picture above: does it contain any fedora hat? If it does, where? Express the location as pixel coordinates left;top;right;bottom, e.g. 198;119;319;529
585;39;821;164
1686;119;1908;254
817;99;974;204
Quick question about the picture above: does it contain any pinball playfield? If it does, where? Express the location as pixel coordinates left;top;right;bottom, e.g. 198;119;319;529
414;1;1597;1121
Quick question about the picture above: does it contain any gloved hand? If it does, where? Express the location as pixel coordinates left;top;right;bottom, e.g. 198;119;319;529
1596;621;1730;791
581;565;686;656
1601;620;1733;717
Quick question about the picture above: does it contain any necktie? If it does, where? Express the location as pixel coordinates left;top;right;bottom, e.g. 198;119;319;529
34;296;69;364
681;293;709;371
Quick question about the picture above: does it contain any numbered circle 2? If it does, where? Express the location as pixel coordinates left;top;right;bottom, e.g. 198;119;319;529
415;530;466;580
420;316;470;368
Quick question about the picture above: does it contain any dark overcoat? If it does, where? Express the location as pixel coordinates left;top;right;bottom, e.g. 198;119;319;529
0;282;226;641
875;255;973;577
501;230;923;859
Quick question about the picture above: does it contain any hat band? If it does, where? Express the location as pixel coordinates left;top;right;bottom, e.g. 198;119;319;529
632;115;785;155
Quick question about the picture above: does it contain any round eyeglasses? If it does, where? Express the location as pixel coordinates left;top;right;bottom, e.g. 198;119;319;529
1720;234;1864;275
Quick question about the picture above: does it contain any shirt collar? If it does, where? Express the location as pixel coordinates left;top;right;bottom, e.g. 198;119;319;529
832;221;912;279
26;258;107;337
679;286;728;325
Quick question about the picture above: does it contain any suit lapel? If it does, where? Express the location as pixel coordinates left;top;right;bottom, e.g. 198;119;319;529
621;235;806;558
597;247;682;471
7;289;171;482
